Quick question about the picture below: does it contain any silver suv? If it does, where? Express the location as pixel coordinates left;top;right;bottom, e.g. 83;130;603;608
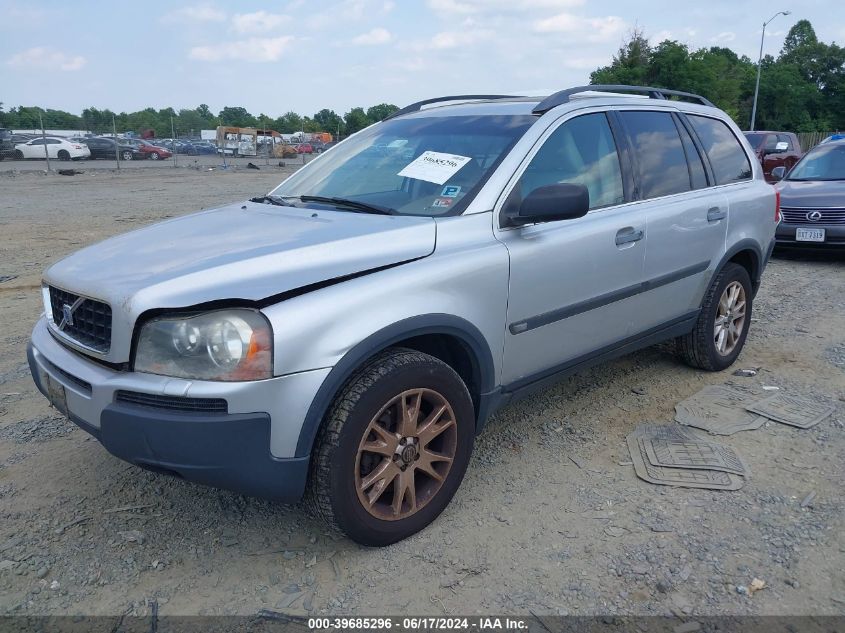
28;86;777;545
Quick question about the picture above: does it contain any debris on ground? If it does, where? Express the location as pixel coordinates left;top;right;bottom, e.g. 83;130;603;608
674;386;766;435
626;424;746;490
749;578;767;595
746;392;835;429
732;368;758;377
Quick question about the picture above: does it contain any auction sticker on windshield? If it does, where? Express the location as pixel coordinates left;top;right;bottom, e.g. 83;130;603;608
398;151;472;185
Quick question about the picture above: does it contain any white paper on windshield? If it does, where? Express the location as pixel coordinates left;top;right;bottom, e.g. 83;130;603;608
397;151;472;185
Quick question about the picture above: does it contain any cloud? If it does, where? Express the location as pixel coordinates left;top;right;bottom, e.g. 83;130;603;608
428;0;583;15
533;13;626;42
232;11;290;33
161;5;226;24
351;27;393;45
711;31;736;43
7;47;86;71
189;37;294;62
430;28;493;49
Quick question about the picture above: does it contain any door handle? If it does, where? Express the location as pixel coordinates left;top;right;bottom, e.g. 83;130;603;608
615;227;644;246
707;207;727;222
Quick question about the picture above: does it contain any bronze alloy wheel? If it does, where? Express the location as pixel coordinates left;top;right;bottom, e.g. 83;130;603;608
355;388;457;521
714;280;746;356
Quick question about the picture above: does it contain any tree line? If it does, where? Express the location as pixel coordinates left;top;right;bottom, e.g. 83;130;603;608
592;20;844;132
1;19;841;137
0;101;400;138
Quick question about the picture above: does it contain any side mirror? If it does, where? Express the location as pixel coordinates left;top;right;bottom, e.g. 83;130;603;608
774;141;789;152
771;166;786;181
507;183;590;227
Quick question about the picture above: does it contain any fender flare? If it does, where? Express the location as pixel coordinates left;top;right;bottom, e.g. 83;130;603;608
294;314;496;457
709;239;764;289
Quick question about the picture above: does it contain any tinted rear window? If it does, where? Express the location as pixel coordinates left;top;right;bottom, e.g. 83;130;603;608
689;115;752;185
619;111;691;199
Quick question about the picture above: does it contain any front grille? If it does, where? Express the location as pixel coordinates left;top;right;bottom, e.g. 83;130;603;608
115;390;229;413
48;286;112;353
781;207;845;225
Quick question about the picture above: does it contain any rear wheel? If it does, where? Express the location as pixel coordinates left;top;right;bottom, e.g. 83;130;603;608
677;262;752;371
15;150;24;160
149;152;160;160
308;348;475;546
57;150;70;160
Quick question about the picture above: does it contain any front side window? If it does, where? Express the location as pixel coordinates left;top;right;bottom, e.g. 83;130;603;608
619;111;692;199
270;114;535;216
514;112;624;210
688;115;752;185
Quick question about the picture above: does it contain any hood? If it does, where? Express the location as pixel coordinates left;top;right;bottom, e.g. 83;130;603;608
776;179;845;208
44;201;436;361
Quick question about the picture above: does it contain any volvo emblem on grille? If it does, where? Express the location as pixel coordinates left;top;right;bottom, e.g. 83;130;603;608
806;211;823;222
58;297;84;330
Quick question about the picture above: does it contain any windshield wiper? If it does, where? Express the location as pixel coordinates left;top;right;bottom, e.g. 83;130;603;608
298;195;397;215
250;195;293;206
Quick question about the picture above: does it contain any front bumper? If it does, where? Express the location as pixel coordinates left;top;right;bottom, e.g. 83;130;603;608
776;223;845;248
28;317;331;501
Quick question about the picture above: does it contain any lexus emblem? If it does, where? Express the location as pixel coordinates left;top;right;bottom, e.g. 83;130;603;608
806;211;823;222
58;298;84;330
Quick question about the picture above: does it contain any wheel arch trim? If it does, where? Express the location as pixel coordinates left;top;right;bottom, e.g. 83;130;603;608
294;314;496;458
710;239;763;289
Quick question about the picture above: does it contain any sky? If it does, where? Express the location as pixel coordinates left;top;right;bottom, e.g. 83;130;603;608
2;0;843;118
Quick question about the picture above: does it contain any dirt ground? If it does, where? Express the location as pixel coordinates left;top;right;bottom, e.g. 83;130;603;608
0;168;843;618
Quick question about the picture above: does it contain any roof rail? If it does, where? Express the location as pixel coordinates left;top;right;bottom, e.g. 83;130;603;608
385;95;523;120
533;85;714;114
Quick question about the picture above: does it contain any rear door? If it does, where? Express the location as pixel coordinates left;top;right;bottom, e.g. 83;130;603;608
614;109;728;331
495;110;648;387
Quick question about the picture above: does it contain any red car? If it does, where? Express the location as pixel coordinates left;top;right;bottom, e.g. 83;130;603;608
743;131;802;183
124;139;173;161
295;143;314;154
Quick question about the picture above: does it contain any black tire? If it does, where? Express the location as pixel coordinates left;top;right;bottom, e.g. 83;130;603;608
15;150;24;160
121;150;133;161
57;150;70;160
308;348;475;546
677;263;752;371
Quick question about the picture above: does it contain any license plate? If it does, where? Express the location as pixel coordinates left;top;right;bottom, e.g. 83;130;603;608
41;371;68;416
796;227;825;242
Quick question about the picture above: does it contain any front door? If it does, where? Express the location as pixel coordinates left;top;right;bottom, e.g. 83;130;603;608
495;111;648;388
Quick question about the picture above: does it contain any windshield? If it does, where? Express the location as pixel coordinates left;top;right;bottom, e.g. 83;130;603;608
269;114;536;216
743;133;766;149
787;143;845;181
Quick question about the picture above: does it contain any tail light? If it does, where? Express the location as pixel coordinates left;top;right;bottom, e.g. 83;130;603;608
774;189;781;223
73;144;83;149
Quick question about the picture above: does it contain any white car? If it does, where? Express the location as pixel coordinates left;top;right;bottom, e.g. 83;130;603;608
14;137;91;160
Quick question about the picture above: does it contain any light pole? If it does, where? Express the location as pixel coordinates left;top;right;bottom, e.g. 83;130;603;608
750;10;791;131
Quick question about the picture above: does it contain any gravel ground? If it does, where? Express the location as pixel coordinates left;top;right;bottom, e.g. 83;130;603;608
0;168;843;617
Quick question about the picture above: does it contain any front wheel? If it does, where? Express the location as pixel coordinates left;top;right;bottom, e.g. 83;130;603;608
121;150;133;161
308;348;475;546
677;262;752;371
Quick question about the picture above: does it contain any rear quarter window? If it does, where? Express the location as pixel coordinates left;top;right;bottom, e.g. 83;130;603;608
688;115;752;185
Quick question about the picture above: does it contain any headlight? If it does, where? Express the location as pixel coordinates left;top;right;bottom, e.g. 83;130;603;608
134;309;272;381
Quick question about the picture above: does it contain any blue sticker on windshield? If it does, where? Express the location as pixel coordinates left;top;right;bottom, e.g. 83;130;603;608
441;185;461;198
